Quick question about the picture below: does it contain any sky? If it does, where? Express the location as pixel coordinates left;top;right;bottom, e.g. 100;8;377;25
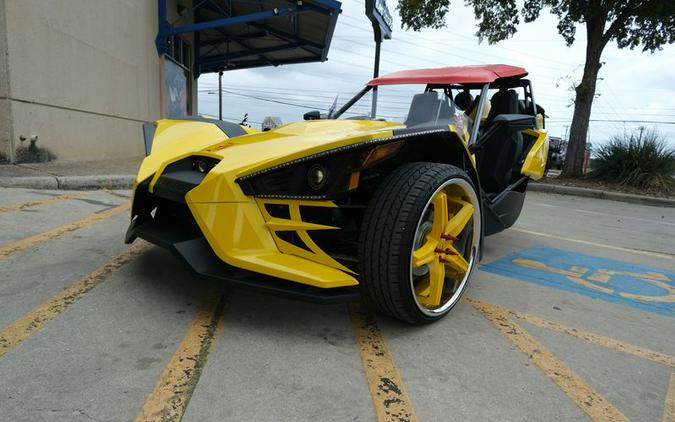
197;0;675;147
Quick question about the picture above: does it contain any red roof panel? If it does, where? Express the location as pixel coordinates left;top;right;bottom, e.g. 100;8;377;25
368;64;528;86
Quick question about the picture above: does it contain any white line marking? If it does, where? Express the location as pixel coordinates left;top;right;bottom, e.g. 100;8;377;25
511;227;674;260
527;201;675;227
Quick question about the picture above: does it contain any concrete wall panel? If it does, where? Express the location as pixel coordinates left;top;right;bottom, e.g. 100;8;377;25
0;0;12;161
5;0;161;121
11;101;145;161
3;0;167;161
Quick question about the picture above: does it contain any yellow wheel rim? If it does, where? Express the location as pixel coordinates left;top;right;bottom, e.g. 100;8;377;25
410;178;480;314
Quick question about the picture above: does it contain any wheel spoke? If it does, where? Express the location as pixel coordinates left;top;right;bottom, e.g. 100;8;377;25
412;239;437;268
444;199;474;237
426;260;445;306
430;192;449;237
415;277;431;298
443;248;470;276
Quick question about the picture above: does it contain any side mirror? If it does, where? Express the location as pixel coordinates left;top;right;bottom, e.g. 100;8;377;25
303;110;322;121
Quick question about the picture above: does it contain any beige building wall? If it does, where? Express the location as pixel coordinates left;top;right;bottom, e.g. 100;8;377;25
1;0;196;162
0;0;11;161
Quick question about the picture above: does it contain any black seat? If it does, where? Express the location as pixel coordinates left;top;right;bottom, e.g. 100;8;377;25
475;89;524;196
405;92;443;127
485;89;519;124
476;124;522;195
464;94;481;120
454;90;473;111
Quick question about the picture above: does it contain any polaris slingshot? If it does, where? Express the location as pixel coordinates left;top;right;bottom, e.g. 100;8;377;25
126;64;549;324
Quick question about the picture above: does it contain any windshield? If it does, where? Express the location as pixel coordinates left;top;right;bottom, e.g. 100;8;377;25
333;85;470;131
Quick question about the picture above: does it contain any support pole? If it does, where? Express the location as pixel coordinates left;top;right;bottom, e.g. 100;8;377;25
371;39;381;119
218;71;223;120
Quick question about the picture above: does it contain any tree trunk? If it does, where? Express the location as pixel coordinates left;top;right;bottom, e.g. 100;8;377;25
561;22;606;178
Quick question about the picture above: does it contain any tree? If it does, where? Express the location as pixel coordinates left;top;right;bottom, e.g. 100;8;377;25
397;0;675;177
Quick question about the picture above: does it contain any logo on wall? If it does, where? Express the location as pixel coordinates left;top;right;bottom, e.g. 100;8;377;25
164;59;188;118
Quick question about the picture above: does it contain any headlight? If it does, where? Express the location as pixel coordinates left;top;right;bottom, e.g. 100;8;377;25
307;164;329;190
193;156;218;174
237;140;403;199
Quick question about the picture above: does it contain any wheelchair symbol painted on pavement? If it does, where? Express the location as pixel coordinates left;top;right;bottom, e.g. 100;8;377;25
513;259;674;303
482;246;675;316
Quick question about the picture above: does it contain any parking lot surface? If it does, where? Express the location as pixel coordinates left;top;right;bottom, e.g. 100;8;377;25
0;187;673;422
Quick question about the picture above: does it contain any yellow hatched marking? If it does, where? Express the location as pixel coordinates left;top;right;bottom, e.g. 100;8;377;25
0;192;87;214
664;370;675;422
135;288;228;422
467;298;675;367
464;297;629;422
349;302;418;422
0;203;130;260
0;242;148;358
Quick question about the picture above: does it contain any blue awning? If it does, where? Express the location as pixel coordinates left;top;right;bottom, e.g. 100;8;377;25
156;0;342;76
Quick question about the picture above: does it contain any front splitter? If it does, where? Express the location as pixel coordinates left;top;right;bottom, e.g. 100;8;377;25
126;218;361;304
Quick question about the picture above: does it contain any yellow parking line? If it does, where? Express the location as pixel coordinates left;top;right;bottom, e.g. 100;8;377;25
664;370;675;422
348;302;418;422
463;298;675;368
101;188;131;199
0;242;147;358
0;203;130;260
511;227;674;260
135;288;228;422
0;192;87;214
465;297;629;422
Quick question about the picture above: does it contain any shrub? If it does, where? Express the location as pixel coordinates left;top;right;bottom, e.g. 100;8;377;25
588;128;675;193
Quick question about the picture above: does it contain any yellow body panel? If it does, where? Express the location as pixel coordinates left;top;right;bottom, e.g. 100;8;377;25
135;119;406;288
256;199;356;275
187;201;358;288
520;128;550;180
132;116;540;290
139;119;403;203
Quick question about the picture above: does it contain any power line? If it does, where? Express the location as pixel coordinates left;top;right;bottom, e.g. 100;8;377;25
547;118;675;125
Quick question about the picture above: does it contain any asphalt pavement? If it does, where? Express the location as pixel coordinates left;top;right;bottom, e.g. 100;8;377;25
0;188;673;422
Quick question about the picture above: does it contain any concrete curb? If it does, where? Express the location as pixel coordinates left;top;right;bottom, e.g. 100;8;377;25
2;175;673;207
529;182;675;207
0;175;134;190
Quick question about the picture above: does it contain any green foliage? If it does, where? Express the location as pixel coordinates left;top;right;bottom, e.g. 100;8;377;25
588;128;675;192
396;0;675;52
396;0;450;31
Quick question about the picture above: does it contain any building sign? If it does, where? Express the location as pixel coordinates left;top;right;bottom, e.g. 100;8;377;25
366;0;392;41
163;59;189;118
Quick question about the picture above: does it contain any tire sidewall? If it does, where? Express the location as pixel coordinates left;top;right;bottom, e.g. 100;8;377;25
395;166;480;322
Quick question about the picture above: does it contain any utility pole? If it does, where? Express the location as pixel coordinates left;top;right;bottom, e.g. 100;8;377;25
365;0;392;119
218;71;223;121
371;40;381;119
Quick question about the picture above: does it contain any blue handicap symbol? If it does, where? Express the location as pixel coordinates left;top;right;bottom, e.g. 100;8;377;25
481;245;675;317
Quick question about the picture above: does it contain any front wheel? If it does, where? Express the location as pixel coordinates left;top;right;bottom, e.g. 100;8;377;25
358;162;481;324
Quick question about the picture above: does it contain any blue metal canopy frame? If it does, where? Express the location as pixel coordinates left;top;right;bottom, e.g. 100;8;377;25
156;0;342;76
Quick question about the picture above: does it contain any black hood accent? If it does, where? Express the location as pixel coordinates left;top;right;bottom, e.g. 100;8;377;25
173;117;247;138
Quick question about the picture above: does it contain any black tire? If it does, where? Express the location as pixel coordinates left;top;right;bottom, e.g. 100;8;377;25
358;162;481;324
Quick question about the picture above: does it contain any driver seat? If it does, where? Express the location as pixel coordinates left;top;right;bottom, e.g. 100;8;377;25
475;90;524;196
